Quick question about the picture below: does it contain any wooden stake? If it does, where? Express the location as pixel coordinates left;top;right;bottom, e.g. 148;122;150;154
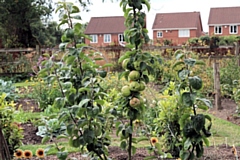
213;60;222;110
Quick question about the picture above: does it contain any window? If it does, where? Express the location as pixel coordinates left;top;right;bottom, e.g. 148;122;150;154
214;26;222;34
104;34;111;43
157;31;163;38
118;34;125;42
178;29;190;37
230;25;238;34
90;35;98;43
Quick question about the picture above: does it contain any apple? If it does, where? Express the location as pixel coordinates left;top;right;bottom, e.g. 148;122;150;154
122;58;130;70
133;61;141;70
129;81;141;91
128;70;140;81
129;97;141;108
139;81;146;91
121;86;131;97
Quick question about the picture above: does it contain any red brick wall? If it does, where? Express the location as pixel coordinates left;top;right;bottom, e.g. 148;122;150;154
153;29;199;45
85;34;122;47
209;25;240;36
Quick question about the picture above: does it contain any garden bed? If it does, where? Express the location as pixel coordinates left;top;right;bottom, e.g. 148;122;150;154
16;97;240;160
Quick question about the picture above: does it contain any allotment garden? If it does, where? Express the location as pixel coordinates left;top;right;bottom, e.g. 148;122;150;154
1;1;240;160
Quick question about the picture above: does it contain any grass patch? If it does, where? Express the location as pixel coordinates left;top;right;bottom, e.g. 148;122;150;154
205;113;240;146
19;141;81;156
14;111;42;123
14;82;37;87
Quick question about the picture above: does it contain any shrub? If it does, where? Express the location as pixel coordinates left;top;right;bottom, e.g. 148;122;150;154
0;93;23;157
0;79;18;101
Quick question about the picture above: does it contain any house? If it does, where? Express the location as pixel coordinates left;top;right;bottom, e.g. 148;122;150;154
84;16;126;47
208;6;240;36
152;12;203;45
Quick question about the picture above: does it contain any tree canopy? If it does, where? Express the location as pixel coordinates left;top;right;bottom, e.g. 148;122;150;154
0;0;55;48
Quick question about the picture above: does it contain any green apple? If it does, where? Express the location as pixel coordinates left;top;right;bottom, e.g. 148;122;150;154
122;58;130;70
129;97;141;108
139;81;146;91
128;70;140;81
129;81;141;91
133;61;141;70
121;86;131;97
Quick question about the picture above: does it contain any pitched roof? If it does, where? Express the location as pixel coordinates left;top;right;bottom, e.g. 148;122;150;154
84;16;126;34
152;12;202;30
208;6;240;25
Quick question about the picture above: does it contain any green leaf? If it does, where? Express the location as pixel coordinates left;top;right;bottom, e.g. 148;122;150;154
172;61;185;70
120;140;127;150
57;134;68;140
196;143;204;158
71;6;80;13
184;58;196;67
202;136;210;147
184;138;192;150
42;136;50;144
67;124;74;136
196;98;213;108
72;138;81;148
66;55;76;65
180;150;190;160
155;142;164;155
102;63;113;68
57;151;68;160
189;76;203;90
178;69;189;80
79;99;90;108
132;145;136;155
182;92;194;107
197;105;208;110
137;137;148;143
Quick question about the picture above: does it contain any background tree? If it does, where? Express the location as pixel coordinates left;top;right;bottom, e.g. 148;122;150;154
0;0;54;48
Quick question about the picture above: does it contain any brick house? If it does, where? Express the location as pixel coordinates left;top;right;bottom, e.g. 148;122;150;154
208;6;240;36
152;12;203;45
84;16;126;47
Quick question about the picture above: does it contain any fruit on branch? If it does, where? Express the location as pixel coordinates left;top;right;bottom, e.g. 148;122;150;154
121;86;131;97
129;97;141;108
129;70;140;81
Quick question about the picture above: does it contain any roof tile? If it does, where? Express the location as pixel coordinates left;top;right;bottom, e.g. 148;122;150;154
152;12;201;29
208;6;240;25
84;16;126;34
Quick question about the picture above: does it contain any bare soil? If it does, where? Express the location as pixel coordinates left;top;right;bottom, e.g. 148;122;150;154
16;97;240;160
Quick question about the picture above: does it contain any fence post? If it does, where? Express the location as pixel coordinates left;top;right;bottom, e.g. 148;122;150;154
36;45;41;55
213;60;222;110
234;42;240;66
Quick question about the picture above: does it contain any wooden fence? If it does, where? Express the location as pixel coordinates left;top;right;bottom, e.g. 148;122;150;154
0;43;239;74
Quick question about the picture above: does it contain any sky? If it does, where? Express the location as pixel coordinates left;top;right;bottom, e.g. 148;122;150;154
52;0;240;39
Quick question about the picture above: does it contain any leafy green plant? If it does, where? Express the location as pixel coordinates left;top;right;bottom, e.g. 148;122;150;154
0;93;23;157
172;46;213;159
0;79;18;101
31;77;62;111
36;118;66;138
37;2;112;160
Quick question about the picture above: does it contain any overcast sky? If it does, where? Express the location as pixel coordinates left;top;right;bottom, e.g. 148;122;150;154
53;0;240;39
